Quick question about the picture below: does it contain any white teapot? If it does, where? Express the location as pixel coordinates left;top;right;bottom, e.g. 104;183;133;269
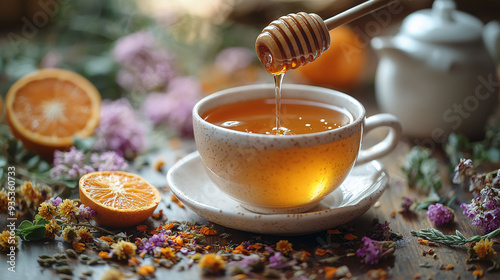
372;0;499;141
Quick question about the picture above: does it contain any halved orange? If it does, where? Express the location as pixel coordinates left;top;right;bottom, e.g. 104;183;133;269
5;68;101;159
297;25;368;90
79;171;161;228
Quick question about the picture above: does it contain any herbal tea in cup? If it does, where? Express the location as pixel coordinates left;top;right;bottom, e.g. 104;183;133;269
193;84;401;214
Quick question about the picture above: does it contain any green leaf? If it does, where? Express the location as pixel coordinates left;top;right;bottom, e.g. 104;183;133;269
73;137;96;153
61;179;79;189
36;161;51;173
34;215;49;225
21;225;47;241
26;155;41;169
0;157;7;168
15;222;47;241
18;220;34;230
456;230;465;240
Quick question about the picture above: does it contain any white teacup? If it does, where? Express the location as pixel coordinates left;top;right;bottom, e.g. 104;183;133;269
193;84;401;214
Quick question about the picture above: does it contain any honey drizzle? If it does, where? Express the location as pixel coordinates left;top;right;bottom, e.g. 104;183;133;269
273;73;291;135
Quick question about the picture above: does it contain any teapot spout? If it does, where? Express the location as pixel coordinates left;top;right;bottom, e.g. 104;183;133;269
371;36;408;60
483;21;500;62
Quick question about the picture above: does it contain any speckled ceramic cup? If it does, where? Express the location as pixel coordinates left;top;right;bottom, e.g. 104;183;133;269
193;84;401;214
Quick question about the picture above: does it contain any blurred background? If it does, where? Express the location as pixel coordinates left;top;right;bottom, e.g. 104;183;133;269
0;0;498;126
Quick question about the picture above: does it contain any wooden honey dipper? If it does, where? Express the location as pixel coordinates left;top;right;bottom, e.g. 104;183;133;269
256;0;396;75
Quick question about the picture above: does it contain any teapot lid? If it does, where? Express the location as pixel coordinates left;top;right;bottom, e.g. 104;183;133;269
400;0;483;43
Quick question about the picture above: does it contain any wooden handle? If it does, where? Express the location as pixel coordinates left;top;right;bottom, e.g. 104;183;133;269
324;0;397;30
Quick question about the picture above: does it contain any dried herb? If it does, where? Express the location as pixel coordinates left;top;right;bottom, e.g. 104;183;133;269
410;228;500;246
444;128;500;168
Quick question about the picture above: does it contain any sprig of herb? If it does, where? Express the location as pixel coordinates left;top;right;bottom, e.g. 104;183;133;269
402;146;442;191
444;128;500;168
410;227;500;246
402;146;453;210
0;125;52;186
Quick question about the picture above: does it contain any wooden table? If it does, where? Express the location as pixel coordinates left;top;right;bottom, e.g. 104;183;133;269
3;128;499;280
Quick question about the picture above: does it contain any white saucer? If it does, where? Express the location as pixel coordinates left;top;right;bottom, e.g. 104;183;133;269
166;151;388;235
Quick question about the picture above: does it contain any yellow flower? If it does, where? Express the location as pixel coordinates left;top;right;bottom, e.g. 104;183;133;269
473;238;497;260
473;269;484;277
111;240;137;260
199;253;225;275
21;181;44;203
276;240;293;255
0;230;18;252
62;226;79;243
57;199;79;219
100;236;115;245
0;189;9;213
199;227;218;236
76;227;93;243
137;265;155;276
38;202;57;220
324;266;338;279
45;219;61;239
73;242;86;251
99;251;112;260
100;268;126;280
160;247;177;261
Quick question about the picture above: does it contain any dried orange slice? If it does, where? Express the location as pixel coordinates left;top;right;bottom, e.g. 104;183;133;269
79;171;161;228
5;68;101;159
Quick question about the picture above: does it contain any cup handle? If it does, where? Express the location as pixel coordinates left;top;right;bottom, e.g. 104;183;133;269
356;113;402;165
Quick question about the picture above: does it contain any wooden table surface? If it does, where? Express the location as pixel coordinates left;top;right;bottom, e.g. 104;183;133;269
3;124;499;280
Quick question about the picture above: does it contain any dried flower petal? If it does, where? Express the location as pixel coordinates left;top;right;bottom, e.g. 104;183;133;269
199;253;225;275
473;239;497;260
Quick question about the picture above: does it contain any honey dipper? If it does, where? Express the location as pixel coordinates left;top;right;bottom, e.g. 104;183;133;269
256;0;396;75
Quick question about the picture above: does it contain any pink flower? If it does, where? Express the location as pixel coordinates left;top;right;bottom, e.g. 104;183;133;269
427;203;454;226
142;76;202;136
113;31;174;92
94;98;148;158
214;47;254;73
356;237;396;264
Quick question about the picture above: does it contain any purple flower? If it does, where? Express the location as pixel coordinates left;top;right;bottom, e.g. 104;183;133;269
268;252;296;270
49;197;63;207
453;158;473;184
214;47;254;73
51;147;89;180
461;187;500;233
227;254;262;275
142;76;202;136
77;204;97;219
427;203;454;226
356;237;396;265
90;151;128;171
50;146;128;180
264;246;274;254
113;31;174;92
401;197;415;213
137;230;168;254
93;98;148;159
370;221;392;241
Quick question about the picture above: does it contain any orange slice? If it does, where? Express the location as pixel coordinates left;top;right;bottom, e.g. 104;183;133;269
5;68;101;159
79;171;161;228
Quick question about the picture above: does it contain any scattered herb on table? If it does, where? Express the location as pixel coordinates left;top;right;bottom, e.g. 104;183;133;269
453;158;500;233
410;227;500;246
402;146;455;210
